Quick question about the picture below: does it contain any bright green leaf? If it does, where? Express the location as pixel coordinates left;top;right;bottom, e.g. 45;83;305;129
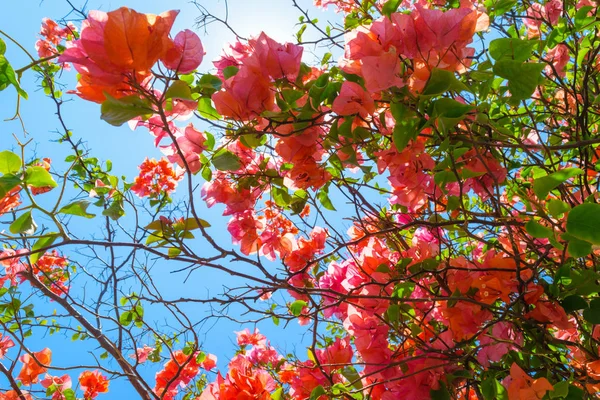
212;150;241;171
25;166;57;189
566;203;600;245
533;168;582;199
489;38;537;62
493;61;545;102
525;220;553;239
100;94;153;127
317;189;336;211
119;311;133;326
382;0;402;16
9;211;36;234
422;68;470;96
59;200;96;219
0;151;21;175
30;233;60;264
309;385;326;400
197;97;221;120
0;55;27;98
165;80;194;100
290;300;307;317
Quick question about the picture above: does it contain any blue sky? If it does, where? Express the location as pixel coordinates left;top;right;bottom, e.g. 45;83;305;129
0;0;343;396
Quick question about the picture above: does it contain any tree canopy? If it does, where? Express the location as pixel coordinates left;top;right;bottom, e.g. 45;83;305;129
0;0;600;398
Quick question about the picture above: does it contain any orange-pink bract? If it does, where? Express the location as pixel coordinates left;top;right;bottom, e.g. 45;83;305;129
17;348;52;385
59;7;178;102
79;370;109;399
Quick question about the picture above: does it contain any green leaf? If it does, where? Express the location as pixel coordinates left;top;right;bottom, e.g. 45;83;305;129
119;311;133;326
59;200;96;219
197;97;221;120
574;6;596;31
62;389;76;400
432;98;473;118
387;304;400;322
489;0;517;15
481;377;508;400
0;38;5;55
562;233;592;257
9;211;36;234
290;300;307;317
102;198;125;221
168;247;182;257
422;69;469;96
489;38;537;62
310;385;326;400
317;189;336;211
0;55;27;98
382;0;402;16
391;102;421;152
547;199;570;217
0;151;21;175
583;305;600;324
566;203;600;245
100;94;153;126
271;388;283;400
199;73;223;90
533;168;582;199
493;60;545;103
165;80;194;100
341;366;363;389
272;187;291;208
565;385;585;400
179;217;210;230
525;220;553;239
212;150;241;171
561;295;588;313
430;383;451;400
239;133;266;148
25;166;57;189
0;175;20;198
30;233;60;264
222;66;239;80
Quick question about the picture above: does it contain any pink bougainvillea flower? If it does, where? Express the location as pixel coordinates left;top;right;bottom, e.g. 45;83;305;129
130;346;155;363
505;363;553;399
131;158;183;198
36;18;76;59
331;81;375;118
0;391;32;400
33;251;70;296
544;44;569;78
235;328;267;347
154;350;207;400
361;48;404;92
161;29;205;74
17;348;52;385
41;374;72;400
164;124;207;174
79;370;109;399
247;32;303;81
212;67;275;120
59;7;178;102
525;300;573;330
0;335;14;359
477;322;523;368
0;249;27;287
